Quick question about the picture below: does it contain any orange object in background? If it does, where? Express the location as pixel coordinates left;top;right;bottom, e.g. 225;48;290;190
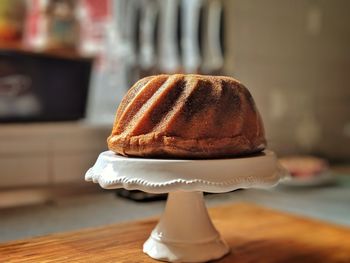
0;0;26;42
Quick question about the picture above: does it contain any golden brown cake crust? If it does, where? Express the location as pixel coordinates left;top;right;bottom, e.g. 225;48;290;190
107;74;266;158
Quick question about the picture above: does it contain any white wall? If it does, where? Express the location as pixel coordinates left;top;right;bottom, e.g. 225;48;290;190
224;0;350;160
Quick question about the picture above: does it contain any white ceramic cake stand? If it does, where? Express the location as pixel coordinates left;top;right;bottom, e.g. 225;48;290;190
85;150;286;263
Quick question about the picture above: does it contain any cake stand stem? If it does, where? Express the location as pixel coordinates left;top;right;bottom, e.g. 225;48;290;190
143;191;230;262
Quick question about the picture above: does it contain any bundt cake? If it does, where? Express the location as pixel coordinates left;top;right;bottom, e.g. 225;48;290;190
107;74;266;158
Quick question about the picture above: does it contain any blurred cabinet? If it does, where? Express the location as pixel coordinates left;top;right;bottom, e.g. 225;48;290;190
52;152;99;184
0;122;109;188
0;156;49;187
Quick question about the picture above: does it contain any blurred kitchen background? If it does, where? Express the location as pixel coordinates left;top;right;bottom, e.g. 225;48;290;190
0;0;349;242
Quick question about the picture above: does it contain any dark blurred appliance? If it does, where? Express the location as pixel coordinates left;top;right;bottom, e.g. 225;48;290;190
0;48;92;122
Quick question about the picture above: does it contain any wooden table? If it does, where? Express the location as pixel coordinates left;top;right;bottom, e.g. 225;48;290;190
1;203;350;262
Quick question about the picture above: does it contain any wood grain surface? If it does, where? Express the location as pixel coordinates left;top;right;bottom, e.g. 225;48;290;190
1;203;350;263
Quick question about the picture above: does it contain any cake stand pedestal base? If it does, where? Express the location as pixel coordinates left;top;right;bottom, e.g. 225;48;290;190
86;150;286;262
143;191;229;262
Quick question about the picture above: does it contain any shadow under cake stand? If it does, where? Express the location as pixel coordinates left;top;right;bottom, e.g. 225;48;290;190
85;150;286;262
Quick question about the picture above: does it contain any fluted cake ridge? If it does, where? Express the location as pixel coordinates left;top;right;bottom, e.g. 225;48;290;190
108;74;266;158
